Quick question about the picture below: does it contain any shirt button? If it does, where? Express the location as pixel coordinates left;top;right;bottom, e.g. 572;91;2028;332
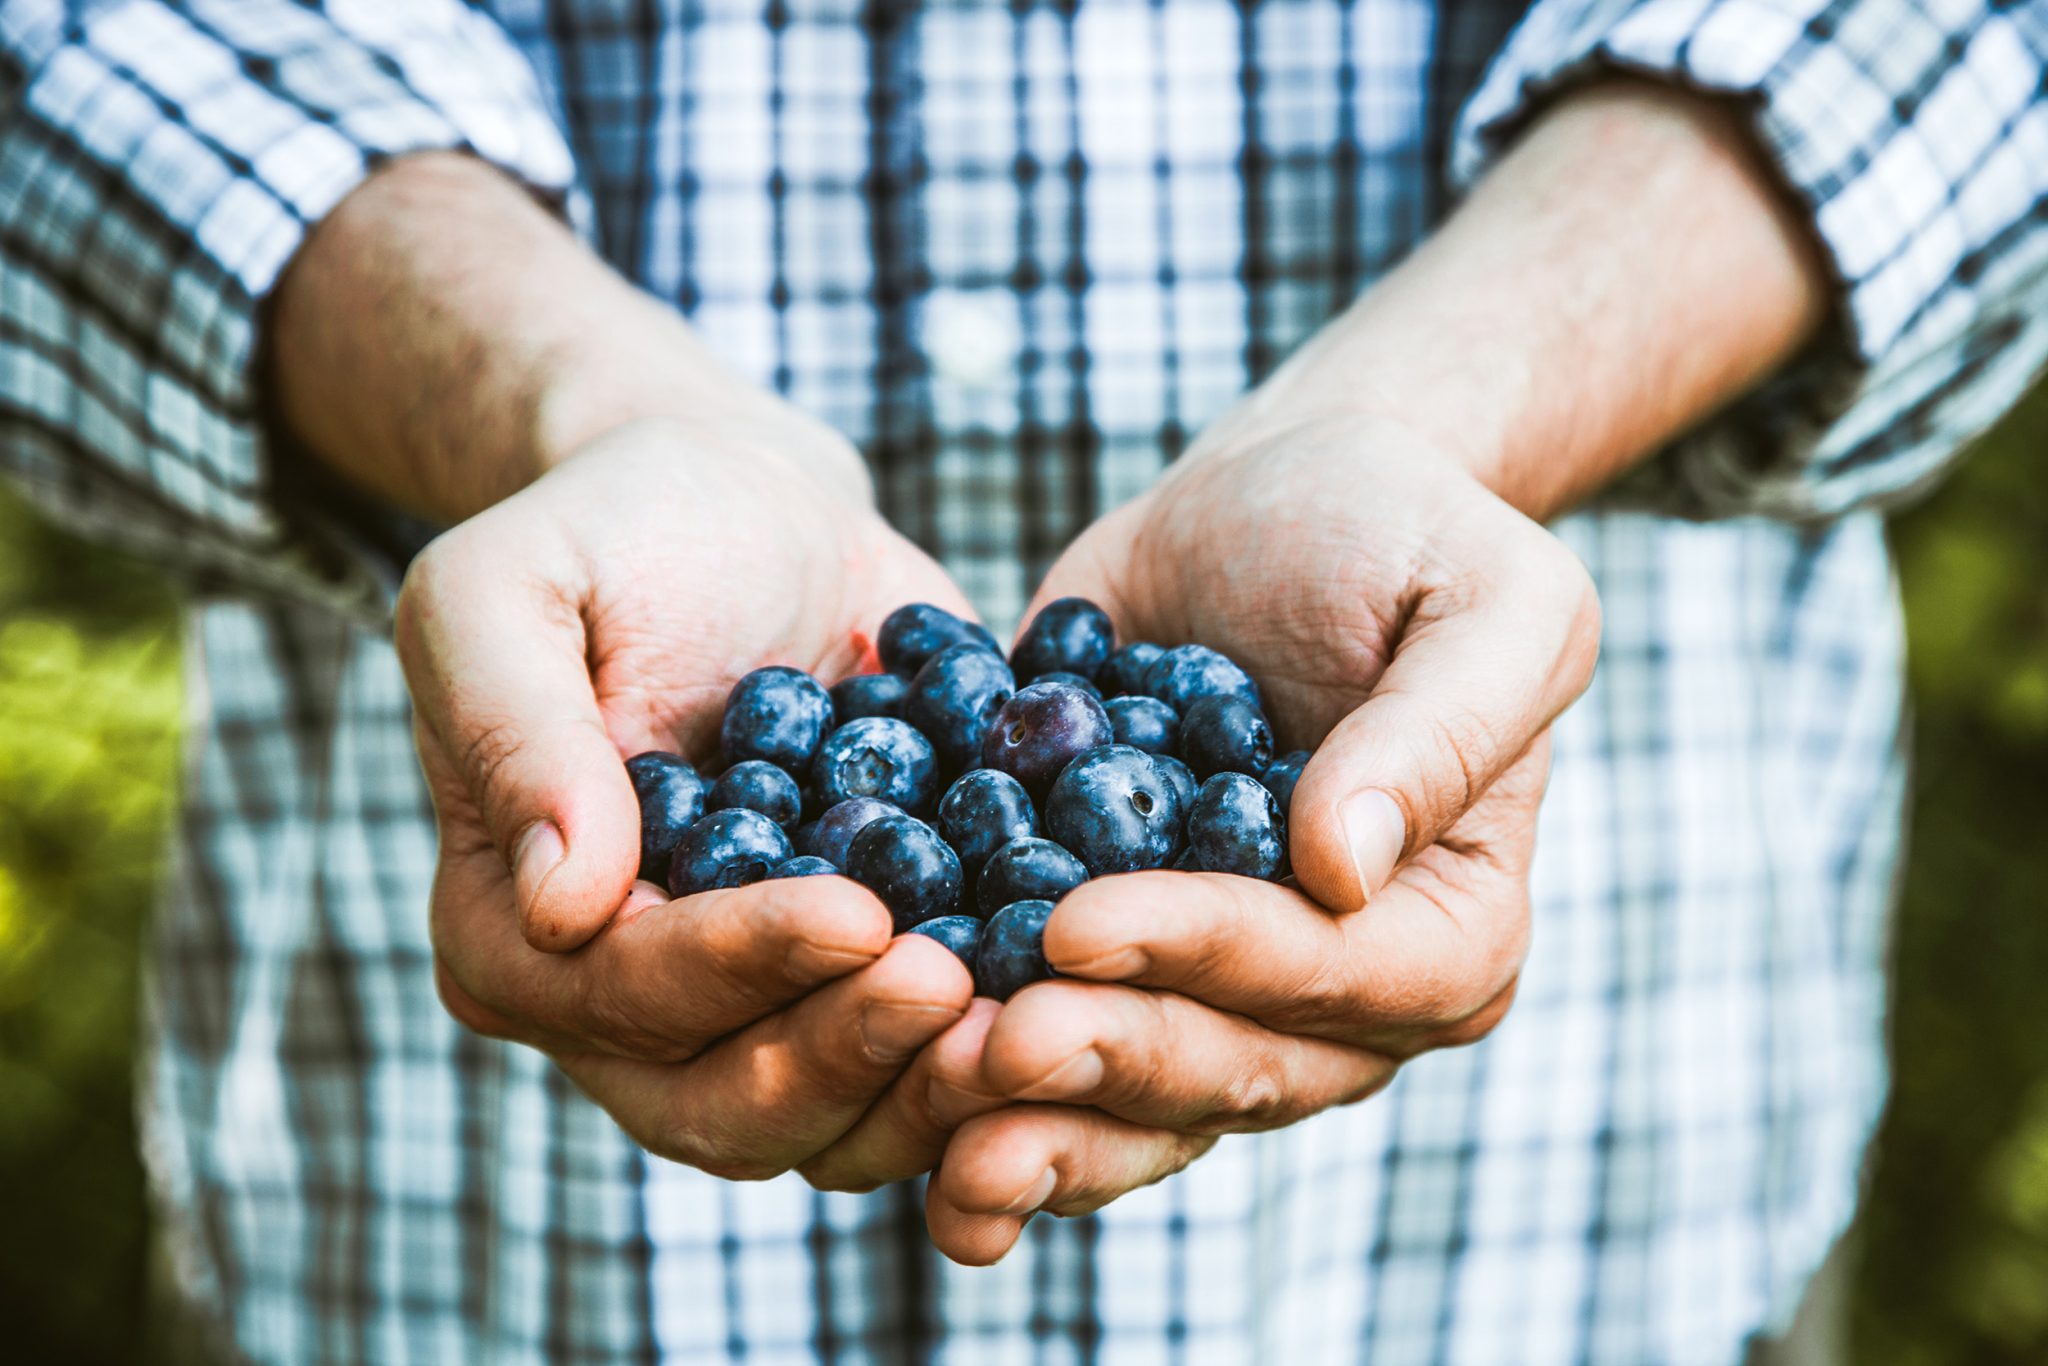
923;289;1019;388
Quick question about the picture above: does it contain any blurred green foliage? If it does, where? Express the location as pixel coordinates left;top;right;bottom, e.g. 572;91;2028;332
0;387;2044;1363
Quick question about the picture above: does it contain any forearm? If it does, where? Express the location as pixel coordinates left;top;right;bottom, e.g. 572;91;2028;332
1240;80;1831;521
269;152;861;524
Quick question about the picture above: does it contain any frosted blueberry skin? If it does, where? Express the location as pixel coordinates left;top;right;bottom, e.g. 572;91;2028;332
668;808;794;897
906;644;1016;772
1151;753;1197;816
935;769;1039;880
1026;670;1103;701
1142;644;1260;714
1186;772;1288;881
707;759;804;829
830;672;910;722
801;797;899;871
812;716;939;813
1178;694;1275;781
1098;642;1164;698
768;855;839;880
908;914;985;972
981;681;1114;799
847;813;963;933
1103;695;1179;756
977;837;1088;914
1010;596;1117;683
1045;743;1185;876
720;666;835;775
627;751;709;883
877;603;999;678
974;899;1057;1001
1260;751;1311;821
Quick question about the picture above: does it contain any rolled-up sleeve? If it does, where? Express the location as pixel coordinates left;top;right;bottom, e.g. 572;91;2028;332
1454;0;2048;521
0;0;575;619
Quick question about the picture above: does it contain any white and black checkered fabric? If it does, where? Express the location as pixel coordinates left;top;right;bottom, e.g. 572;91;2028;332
2;1;2044;1362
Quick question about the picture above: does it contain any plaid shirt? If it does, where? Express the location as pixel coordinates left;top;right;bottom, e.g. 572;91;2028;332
4;0;2046;1361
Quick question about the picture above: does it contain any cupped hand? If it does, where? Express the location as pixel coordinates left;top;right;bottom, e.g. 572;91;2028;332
917;414;1601;1261
396;415;976;1179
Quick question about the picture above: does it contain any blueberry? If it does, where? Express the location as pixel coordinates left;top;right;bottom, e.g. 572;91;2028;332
847;813;963;932
1178;694;1275;780
668;808;794;897
981;681;1114;799
720;666;834;775
1045;743;1185;876
935;769;1038;879
908;914;985;971
1099;641;1164;698
1261;750;1310;820
1027;670;1102;700
801;796;899;871
878;603;999;678
978;836;1088;912
769;855;839;880
830;671;910;722
1186;772;1288;880
974;898;1057;1001
812;717;939;813
1104;695;1179;755
906;644;1016;772
1143;644;1260;714
1152;753;1197;815
626;751;709;883
1010;597;1116;683
707;759;804;829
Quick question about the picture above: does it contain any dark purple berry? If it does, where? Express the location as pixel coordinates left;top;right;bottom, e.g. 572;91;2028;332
1186;772;1287;880
802;797;899;871
1099;641;1164;697
720;666;834;774
906;644;1016;772
981;681;1114;799
935;769;1038;879
977;836;1088;912
908;914;984;971
1010;597;1116;683
1104;695;1178;755
707;759;803;829
1026;670;1102;700
1178;694;1274;780
830;672;910;721
848;813;963;932
668;808;794;897
878;603;999;677
627;751;708;883
974;899;1057;1001
769;855;839;880
1143;644;1260;714
1045;744;1184;876
812;717;938;812
1261;751;1310;820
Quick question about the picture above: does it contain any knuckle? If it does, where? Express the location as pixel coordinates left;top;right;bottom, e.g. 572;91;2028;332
1194;1052;1294;1134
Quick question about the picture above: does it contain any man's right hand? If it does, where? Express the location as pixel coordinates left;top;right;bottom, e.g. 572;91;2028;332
395;419;979;1180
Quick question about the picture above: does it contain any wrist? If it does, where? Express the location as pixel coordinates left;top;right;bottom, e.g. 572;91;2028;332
1223;79;1828;522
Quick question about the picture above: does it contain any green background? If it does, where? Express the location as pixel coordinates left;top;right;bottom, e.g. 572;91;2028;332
2;389;2044;1362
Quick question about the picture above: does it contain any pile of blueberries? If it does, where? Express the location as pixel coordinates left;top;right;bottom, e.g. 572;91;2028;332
627;599;1304;1001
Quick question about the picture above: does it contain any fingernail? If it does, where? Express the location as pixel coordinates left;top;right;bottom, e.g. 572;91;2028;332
1001;1167;1058;1215
513;820;565;906
860;1001;949;1061
1339;790;1406;905
1016;1048;1104;1102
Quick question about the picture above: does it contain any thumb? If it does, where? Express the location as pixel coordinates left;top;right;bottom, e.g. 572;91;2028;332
1289;533;1599;913
398;533;641;953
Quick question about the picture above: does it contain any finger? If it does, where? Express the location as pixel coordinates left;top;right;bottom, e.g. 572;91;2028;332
398;524;639;952
558;934;974;1180
799;997;1008;1192
1289;519;1598;911
1044;756;1539;1052
978;980;1393;1133
926;1106;1213;1266
435;863;894;1059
